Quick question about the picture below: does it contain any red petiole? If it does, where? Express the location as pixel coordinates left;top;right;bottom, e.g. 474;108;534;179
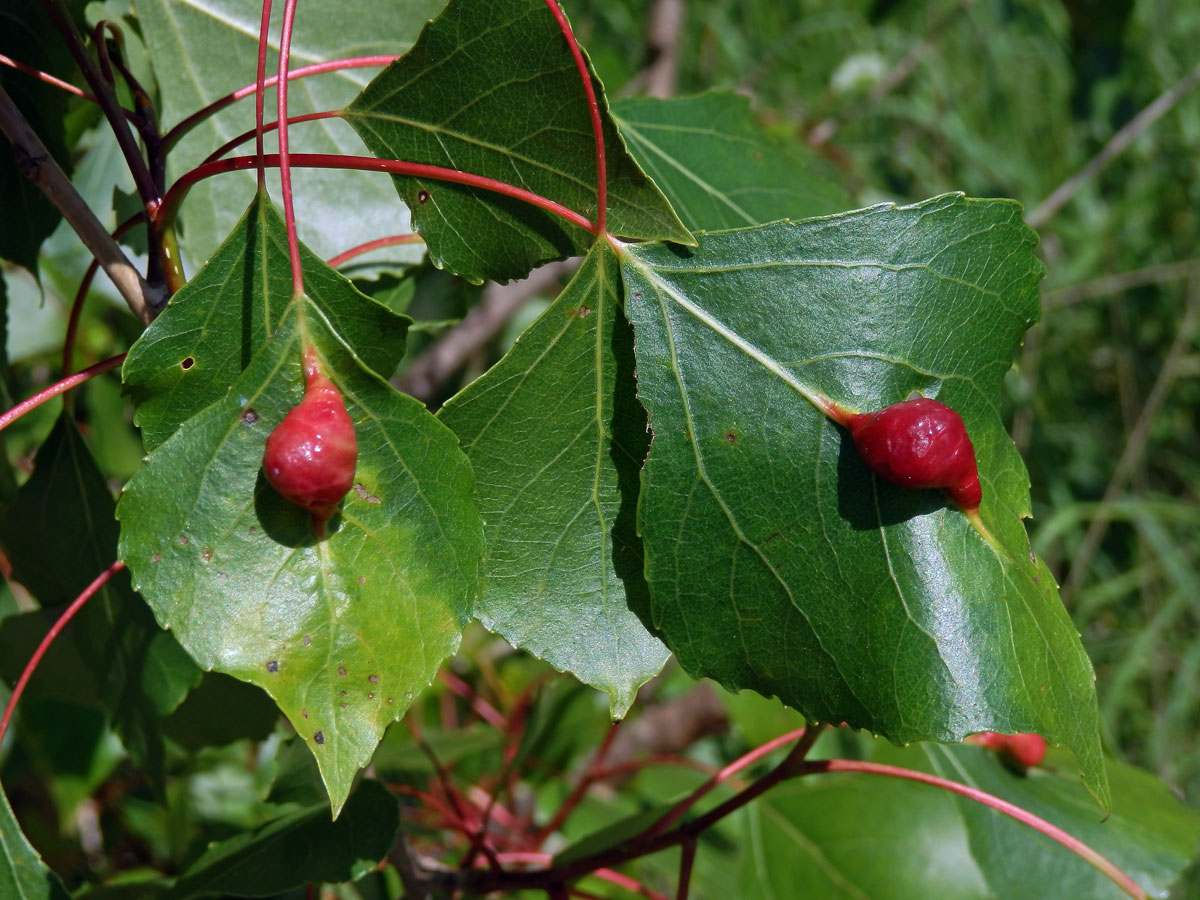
158;153;595;234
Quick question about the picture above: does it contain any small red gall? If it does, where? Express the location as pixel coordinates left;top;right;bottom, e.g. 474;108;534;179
847;397;982;511
262;347;357;529
969;731;1047;769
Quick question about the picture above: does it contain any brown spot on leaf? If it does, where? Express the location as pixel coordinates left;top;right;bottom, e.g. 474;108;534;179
577;304;592;318
353;483;380;504
151;553;161;562
368;674;380;684
338;666;347;677
303;635;311;646
302;708;308;718
313;731;324;745
358;575;366;585
417;190;430;204
241;408;258;425
201;549;212;562
367;692;374;699
178;535;188;546
266;660;279;673
725;430;738;444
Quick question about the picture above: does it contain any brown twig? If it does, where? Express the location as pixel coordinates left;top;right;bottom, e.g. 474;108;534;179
632;0;685;99
0;85;157;322
397;260;578;402
1062;270;1200;599
1026;59;1200;230
1043;259;1200;309
39;0;158;207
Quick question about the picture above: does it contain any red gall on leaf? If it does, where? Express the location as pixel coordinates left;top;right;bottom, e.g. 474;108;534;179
847;397;982;512
969;731;1048;769
262;347;357;532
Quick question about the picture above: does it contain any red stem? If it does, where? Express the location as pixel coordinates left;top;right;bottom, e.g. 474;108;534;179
535;722;623;844
63;214;142;376
0;561;126;744
0;354;126;435
254;0;274;185
799;760;1147;900
438;670;506;728
676;838;696;900
0;52;102;106
649;726;810;836
161;55;399;151
160;154;595;233
542;0;606;235
326;233;424;268
204;110;344;165
276;0;304;296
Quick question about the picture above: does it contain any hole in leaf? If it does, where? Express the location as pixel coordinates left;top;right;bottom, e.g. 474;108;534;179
266;660;279;673
313;731;324;745
368;692;374;699
417;190;429;204
180;357;195;370
241;408;259;425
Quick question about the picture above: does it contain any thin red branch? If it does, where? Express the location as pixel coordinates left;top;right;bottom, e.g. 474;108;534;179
40;0;157;206
0;52;98;105
63;213;142;376
276;0;304;296
542;0;606;235
0;561;126;744
676;837;696;900
159;154;594;233
326;233;424;269
535;722;623;844
161;55;399;151
203;110;344;165
0;354;126;435
648;726;810;836
799;760;1147;900
438;670;505;728
254;0;274;185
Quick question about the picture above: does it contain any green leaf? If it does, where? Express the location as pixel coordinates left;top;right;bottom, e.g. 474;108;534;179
164;779;399;899
344;0;692;283
922;743;1200;899
738;757;990;899
132;0;443;267
118;226;484;813
0;780;72;900
439;242;667;716
618;193;1109;808
161;673;280;751
0;415;202;789
611;91;851;231
123;193;410;453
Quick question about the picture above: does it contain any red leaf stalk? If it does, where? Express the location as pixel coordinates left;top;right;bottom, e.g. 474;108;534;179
0;354;126;435
0;560;126;744
542;0;606;235
799;759;1146;900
